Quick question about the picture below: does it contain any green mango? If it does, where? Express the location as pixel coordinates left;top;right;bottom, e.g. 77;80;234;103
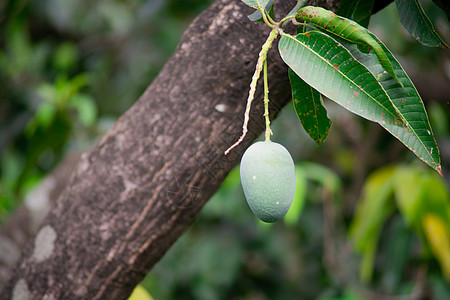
240;141;296;222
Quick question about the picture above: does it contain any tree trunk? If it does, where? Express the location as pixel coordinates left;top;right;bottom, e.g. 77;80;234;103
1;1;344;299
0;153;80;290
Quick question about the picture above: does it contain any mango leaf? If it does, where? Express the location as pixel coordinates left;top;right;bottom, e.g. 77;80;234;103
299;161;342;201
295;6;401;85
337;0;375;28
423;214;450;280
283;165;307;226
289;22;332;144
393;165;450;279
420;175;450;224
395;0;448;48
320;290;363;300
288;68;331;145
430;275;450;300
34;102;57;129
279;31;403;133
128;285;154;300
349;166;396;282
284;0;311;20
248;0;274;22
394;166;449;228
431;0;450;21
333;30;442;172
241;0;269;9
394;166;427;227
242;0;273;22
382;217;412;292
69;94;98;127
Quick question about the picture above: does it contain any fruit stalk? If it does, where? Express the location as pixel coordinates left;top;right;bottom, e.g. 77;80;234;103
224;28;278;155
263;59;273;141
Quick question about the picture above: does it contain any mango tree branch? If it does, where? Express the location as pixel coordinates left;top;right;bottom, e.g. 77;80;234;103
4;0;392;299
1;0;297;298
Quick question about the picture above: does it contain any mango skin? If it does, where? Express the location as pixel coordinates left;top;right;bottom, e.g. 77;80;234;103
240;141;296;223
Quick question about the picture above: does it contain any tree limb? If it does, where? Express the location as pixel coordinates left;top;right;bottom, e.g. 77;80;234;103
2;0;297;298
0;153;80;290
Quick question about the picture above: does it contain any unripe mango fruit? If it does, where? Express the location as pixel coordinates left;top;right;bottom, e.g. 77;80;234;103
240;141;296;223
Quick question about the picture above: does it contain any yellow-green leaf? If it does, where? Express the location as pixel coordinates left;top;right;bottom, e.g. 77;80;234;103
128;285;153;300
423;214;450;280
349;166;397;281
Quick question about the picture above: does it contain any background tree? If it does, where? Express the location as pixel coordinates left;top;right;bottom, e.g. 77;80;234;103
1;0;449;299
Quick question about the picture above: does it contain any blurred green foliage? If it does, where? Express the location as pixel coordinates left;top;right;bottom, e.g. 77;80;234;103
129;284;154;300
350;165;450;283
1;0;449;299
142;161;449;300
142;166;344;299
0;0;213;218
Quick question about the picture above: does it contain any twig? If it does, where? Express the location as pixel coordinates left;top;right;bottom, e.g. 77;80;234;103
224;29;278;155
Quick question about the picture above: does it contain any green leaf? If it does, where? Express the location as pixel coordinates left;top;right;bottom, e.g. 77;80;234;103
431;0;450;21
241;0;270;9
423;213;450;280
296;6;401;85
69;94;97;127
430;271;450;298
393;165;449;230
36;83;57;104
242;0;273;22
321;290;363;300
421;176;450;224
334;30;441;172
299;161;342;199
284;0;311;20
283;165;307;226
128;285;153;300
279;31;403;131
394;166;426;227
35;102;57;128
247;0;274;22
337;0;375;27
288;68;331;144
395;0;448;48
381;217;412;292
349;166;397;282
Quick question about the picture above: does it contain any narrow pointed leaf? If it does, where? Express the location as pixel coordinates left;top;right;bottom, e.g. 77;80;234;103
241;0;270;9
332;30;441;172
288;68;331;144
284;0;311;19
279;31;403;130
295;6;401;85
349;166;397;281
423;214;450;280
247;0;274;22
337;0;375;27
395;0;448;48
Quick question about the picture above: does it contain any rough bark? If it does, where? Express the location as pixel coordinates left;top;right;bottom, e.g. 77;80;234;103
2;0;300;299
0;153;80;290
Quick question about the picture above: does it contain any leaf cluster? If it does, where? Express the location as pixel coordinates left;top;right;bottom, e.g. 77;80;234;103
241;0;447;174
